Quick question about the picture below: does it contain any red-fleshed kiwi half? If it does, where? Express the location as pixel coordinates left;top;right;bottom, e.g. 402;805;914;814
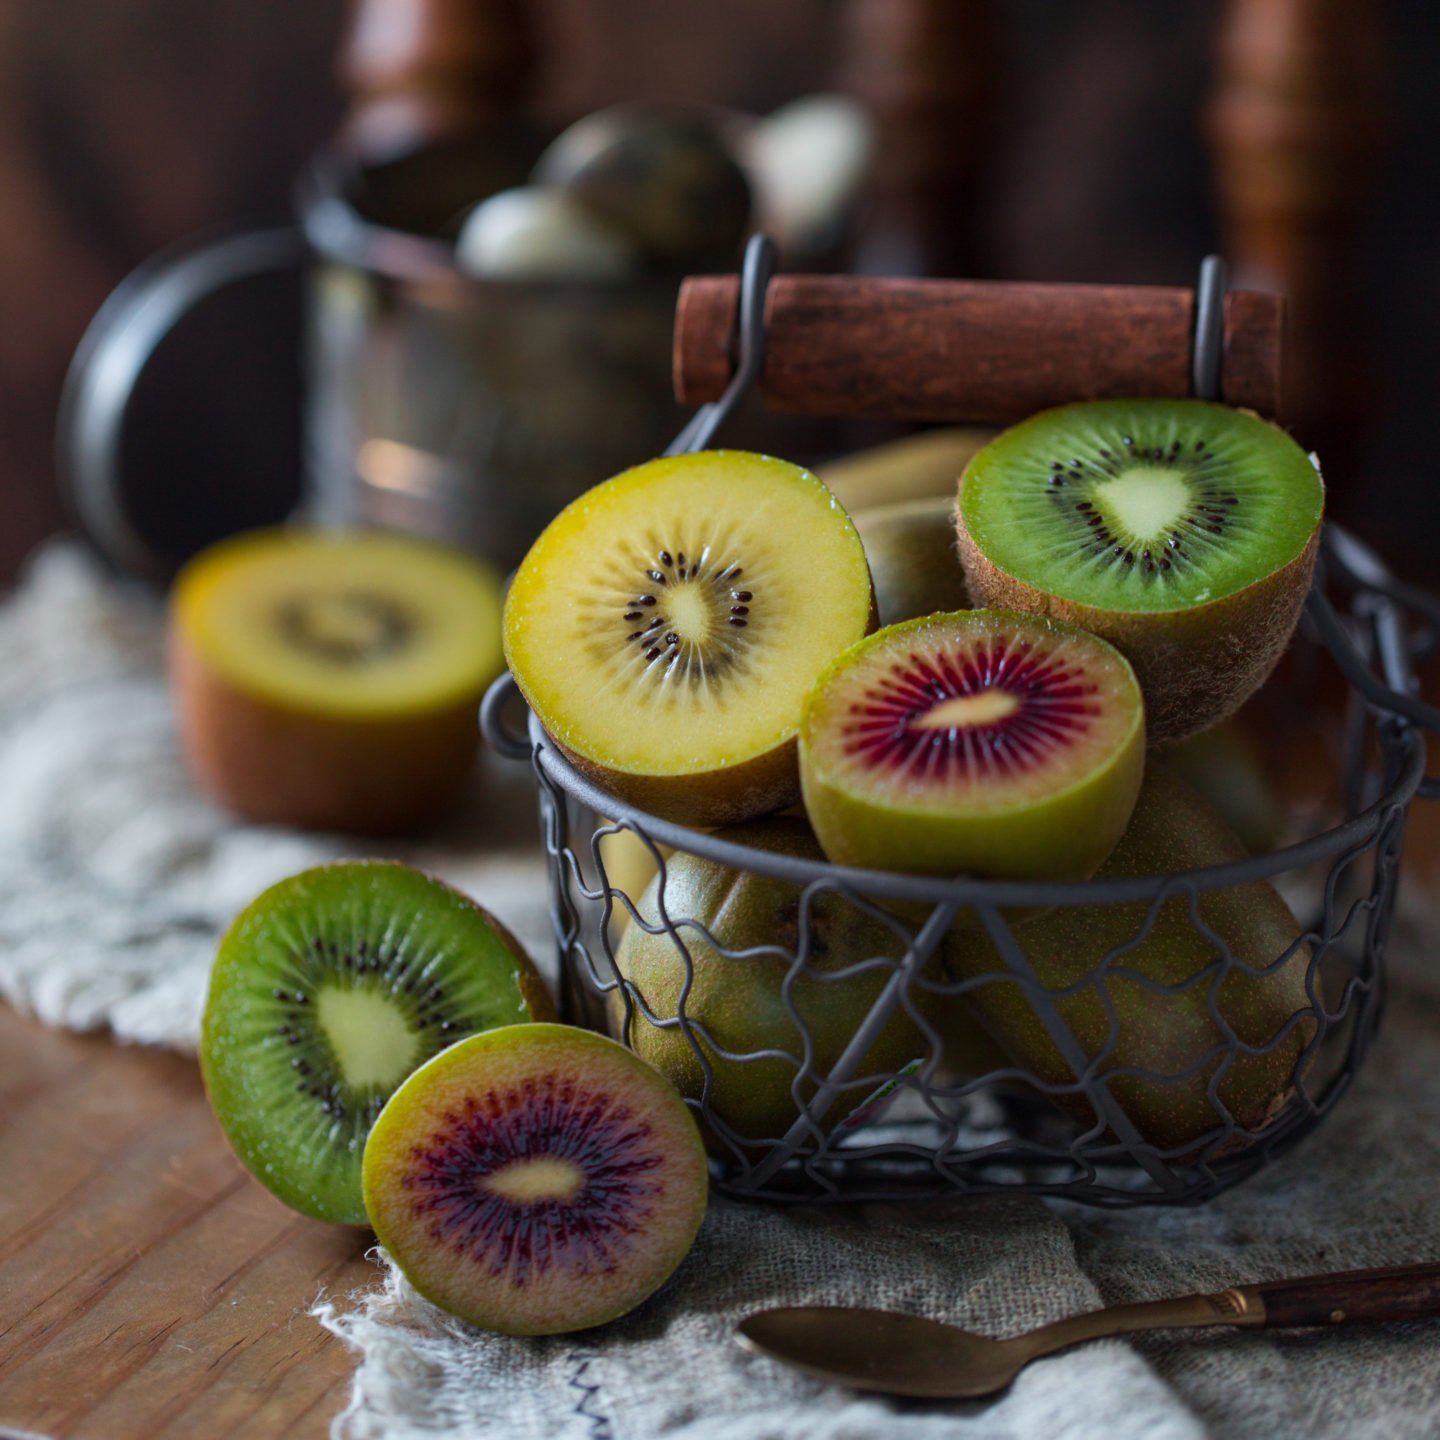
955;398;1323;743
503;451;875;826
362;1024;709;1336
200;862;553;1225
799;611;1145;882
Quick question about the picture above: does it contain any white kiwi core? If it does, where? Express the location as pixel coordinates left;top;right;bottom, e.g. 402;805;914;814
317;988;420;1090
1094;469;1192;541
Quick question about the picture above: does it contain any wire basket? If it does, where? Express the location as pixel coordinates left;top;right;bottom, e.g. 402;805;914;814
480;238;1440;1207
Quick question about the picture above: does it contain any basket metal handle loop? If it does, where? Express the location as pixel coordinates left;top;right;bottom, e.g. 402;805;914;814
663;232;776;457
1311;529;1440;731
479;671;533;761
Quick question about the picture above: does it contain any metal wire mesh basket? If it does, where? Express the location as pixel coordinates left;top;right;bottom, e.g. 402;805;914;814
480;238;1440;1207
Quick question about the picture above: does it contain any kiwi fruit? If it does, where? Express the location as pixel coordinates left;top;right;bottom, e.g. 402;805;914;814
200;861;553;1225
170;528;504;833
800;610;1145;883
534;103;751;268
955;398;1323;743
363;1024;708;1336
944;766;1314;1154
854;496;971;625
504;451;875;826
1166;718;1285;855
817;427;997;513
611;816;942;1153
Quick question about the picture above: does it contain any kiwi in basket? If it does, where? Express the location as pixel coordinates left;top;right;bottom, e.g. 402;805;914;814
200;861;553;1225
611;816;946;1152
363;1024;708;1336
854;496;971;626
944;765;1315;1155
955;399;1323;743
799;611;1145;883
503;451;875;826
170;528;504;833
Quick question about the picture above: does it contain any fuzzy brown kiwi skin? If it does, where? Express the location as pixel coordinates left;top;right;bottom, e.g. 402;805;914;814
549;584;879;828
943;765;1315;1157
610;815;941;1154
170;629;484;834
955;498;1320;745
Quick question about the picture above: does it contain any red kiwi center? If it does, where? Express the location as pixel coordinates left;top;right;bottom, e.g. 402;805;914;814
401;1073;665;1284
616;545;754;677
846;637;1099;781
808;614;1142;810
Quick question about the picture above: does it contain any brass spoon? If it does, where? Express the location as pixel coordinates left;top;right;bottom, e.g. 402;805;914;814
737;1262;1440;1400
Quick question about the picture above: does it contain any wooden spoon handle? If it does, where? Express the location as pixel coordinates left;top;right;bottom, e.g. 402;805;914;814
673;274;1284;424
1252;1262;1440;1329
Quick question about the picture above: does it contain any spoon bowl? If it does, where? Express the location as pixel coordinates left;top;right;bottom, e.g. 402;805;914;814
737;1306;1024;1399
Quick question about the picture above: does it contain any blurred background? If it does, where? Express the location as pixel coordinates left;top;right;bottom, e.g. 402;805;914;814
2;0;1435;585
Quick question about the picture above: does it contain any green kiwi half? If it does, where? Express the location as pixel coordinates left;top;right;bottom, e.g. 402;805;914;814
200;861;554;1224
956;399;1323;742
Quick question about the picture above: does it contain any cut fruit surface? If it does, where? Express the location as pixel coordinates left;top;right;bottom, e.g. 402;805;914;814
955;399;1323;741
503;450;874;824
800;611;1145;881
170;528;505;831
363;1024;708;1336
174;528;503;719
199;862;553;1225
957;399;1321;613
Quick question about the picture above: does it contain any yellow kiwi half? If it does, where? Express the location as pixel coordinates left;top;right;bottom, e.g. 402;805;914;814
170;527;503;832
503;451;875;825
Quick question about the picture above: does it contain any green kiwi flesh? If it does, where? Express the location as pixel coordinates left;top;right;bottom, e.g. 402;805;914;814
956;399;1323;742
944;765;1314;1154
611;817;941;1154
200;861;554;1224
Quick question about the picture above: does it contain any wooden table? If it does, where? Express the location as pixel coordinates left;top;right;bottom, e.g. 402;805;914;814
0;1005;373;1438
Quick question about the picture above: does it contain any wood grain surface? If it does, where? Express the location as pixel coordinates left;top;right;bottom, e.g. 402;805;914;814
673;275;1284;423
0;1006;373;1439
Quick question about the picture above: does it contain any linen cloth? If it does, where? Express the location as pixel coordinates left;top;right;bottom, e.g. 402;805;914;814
3;542;1438;1440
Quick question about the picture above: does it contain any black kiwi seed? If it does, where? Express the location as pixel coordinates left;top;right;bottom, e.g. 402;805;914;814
609;545;759;681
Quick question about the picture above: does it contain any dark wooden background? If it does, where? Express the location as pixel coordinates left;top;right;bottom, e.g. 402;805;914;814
2;0;1436;582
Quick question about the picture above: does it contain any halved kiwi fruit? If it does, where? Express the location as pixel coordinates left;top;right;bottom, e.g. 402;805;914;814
800;611;1145;883
363;1024;708;1335
955;398;1323;743
200;861;553;1225
170;528;504;833
504;451;875;825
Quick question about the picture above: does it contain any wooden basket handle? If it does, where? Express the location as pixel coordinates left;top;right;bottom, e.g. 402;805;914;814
673;274;1284;425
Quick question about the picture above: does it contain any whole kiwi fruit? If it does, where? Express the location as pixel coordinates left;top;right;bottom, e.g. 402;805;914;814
611;817;942;1153
944;765;1315;1155
853;496;971;626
